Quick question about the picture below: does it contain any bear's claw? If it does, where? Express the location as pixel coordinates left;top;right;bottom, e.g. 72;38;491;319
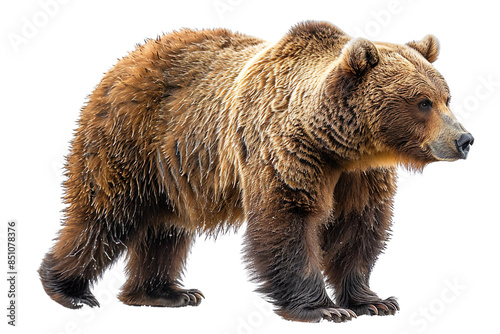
81;292;100;308
352;297;399;316
367;304;379;315
181;289;205;306
120;287;205;308
321;307;357;322
61;291;100;309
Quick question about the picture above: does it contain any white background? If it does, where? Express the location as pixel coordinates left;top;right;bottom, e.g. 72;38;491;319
1;0;498;333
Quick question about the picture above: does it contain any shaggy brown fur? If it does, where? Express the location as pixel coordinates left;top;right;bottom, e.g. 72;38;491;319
39;21;472;322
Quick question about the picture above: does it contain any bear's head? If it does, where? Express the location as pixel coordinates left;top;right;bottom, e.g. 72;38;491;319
324;35;474;170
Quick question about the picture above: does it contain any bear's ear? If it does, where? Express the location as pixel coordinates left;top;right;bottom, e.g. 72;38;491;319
406;35;440;63
340;38;379;77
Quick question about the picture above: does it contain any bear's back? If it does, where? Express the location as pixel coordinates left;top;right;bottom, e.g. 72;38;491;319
72;29;266;232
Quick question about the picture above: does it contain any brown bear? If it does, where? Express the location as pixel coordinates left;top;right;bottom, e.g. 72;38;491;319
39;21;473;323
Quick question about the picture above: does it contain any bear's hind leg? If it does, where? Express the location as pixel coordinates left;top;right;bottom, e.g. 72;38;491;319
119;225;203;307
39;215;128;309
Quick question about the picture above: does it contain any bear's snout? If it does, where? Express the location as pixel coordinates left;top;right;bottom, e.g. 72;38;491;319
429;114;473;161
455;133;474;159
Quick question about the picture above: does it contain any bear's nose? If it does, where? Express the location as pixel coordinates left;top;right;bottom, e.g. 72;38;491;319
455;133;474;159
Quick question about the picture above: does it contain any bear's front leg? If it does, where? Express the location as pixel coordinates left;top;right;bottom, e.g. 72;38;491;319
321;169;400;316
243;180;356;323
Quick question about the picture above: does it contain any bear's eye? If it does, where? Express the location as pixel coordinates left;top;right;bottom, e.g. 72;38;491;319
446;96;451;107
418;99;433;111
